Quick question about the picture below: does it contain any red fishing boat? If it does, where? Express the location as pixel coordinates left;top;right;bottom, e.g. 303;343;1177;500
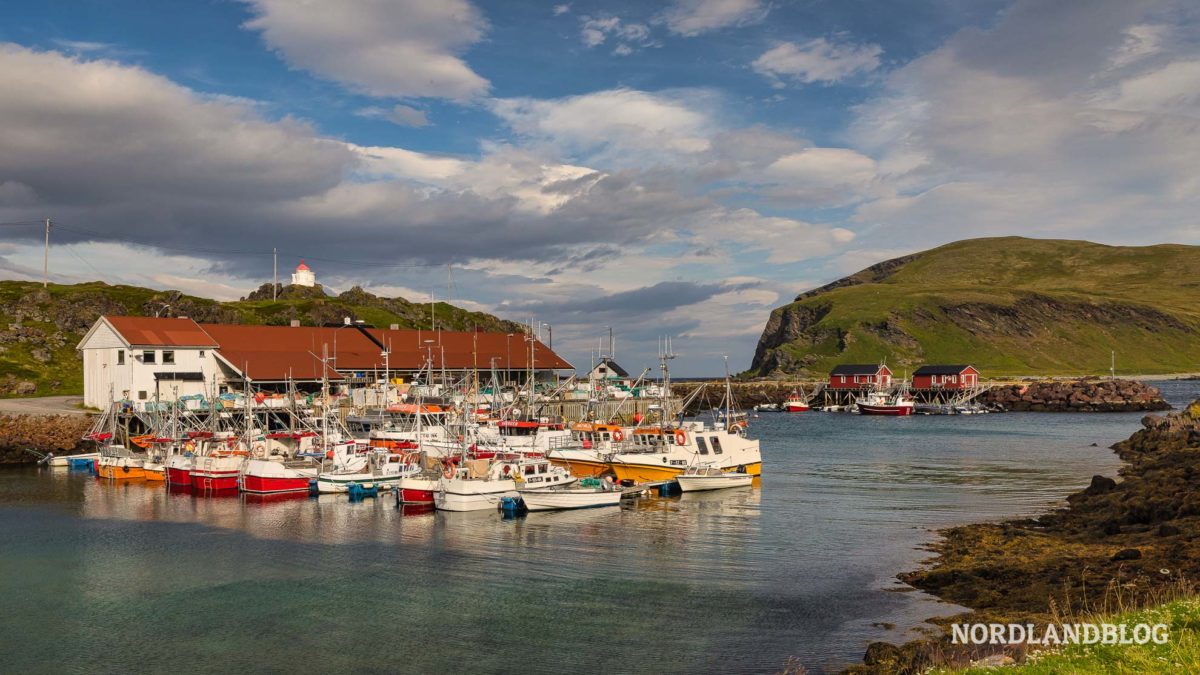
856;391;916;416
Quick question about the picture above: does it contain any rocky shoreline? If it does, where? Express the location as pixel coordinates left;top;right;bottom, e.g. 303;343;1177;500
845;400;1200;673
0;414;93;464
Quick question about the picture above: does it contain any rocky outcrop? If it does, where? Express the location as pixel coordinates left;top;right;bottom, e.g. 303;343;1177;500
794;253;919;301
982;378;1170;412
848;401;1200;673
0;414;93;463
750;303;836;375
940;294;1190;339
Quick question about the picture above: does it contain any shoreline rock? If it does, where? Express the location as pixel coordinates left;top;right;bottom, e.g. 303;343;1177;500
981;378;1170;412
843;400;1200;673
0;414;93;464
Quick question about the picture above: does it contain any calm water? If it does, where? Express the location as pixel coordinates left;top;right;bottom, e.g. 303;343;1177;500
3;380;1197;674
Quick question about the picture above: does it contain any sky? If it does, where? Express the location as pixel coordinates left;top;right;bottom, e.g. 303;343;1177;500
1;0;1199;376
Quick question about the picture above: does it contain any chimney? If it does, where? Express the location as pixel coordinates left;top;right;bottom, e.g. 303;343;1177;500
289;319;300;328
389;323;399;330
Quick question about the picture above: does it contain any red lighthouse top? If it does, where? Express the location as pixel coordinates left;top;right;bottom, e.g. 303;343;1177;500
296;259;310;271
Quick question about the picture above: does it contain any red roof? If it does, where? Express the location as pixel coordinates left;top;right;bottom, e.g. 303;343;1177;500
104;316;218;348
200;324;383;381
296;259;310;271
367;328;572;371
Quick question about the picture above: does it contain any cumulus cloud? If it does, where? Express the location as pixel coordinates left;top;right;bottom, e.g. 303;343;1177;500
242;0;489;100
661;0;769;37
842;0;1200;253
754;37;883;85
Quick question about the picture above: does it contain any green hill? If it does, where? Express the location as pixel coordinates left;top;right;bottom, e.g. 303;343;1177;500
750;237;1200;378
0;280;524;397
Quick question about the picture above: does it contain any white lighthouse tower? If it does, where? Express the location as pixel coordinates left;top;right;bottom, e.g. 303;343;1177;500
291;259;316;287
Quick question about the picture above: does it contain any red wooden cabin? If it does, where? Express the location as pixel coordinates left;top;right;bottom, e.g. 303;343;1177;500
912;365;979;390
828;364;893;389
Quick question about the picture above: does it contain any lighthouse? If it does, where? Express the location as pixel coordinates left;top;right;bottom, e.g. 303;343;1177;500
291;259;316;287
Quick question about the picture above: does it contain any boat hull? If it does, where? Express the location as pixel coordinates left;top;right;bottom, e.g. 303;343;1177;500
519;489;622;511
241;474;312;494
315;474;406;494
398;477;439;504
142;464;166;482
435;479;519;511
858;404;915;416
677;474;754;492
784;404;810;412
191;472;240;491
167;467;192;486
610;460;762;483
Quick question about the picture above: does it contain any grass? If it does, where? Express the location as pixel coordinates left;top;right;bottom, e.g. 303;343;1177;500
937;596;1200;674
752;237;1200;377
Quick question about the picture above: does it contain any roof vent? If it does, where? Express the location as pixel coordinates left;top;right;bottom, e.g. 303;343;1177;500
290;319;300;328
390;323;399;330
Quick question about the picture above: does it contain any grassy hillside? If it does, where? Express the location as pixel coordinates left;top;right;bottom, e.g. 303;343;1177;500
751;237;1200;377
0;280;524;398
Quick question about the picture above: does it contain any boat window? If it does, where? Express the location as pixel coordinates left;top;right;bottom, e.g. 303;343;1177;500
116;349;125;365
162;350;175;364
710;436;723;454
138;390;147;400
696;436;709;454
525;465;535;475
143;350;156;364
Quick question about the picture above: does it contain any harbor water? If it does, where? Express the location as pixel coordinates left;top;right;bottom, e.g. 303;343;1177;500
2;380;1196;673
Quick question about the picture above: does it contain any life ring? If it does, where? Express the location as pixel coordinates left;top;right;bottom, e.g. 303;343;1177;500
443;463;455;479
502;464;511;475
674;429;687;445
612;429;624;442
325;449;334;460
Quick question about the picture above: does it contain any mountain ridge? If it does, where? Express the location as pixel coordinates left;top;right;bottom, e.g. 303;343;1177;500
749;237;1200;377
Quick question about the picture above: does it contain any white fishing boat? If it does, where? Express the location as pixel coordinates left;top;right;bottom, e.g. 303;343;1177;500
315;447;417;493
46;452;101;467
675;465;753;492
436;455;575;512
519;478;623;511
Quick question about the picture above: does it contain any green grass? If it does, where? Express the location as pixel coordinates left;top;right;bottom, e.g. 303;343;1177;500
939;598;1200;674
752;237;1200;377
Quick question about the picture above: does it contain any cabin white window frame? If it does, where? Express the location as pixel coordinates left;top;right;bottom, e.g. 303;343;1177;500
142;350;156;364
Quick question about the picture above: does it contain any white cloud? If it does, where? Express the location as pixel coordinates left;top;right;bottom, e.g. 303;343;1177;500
763;147;880;206
492;88;717;165
661;0;768;37
356;103;430;127
753;37;883;85
242;0;489;100
553;4;571;16
579;15;653;54
1109;24;1170;69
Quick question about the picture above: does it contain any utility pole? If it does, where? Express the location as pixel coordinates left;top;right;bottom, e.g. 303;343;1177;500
43;218;51;288
1111;350;1116;379
272;247;278;300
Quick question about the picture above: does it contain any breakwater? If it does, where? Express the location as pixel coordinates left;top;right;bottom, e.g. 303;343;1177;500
847;401;1200;673
673;378;1169;413
982;378;1170;412
0;414;91;464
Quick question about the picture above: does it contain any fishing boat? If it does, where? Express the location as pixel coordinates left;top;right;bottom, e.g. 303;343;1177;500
315;446;417;493
242;456;321;494
783;389;810;412
518;477;623;511
96;445;146;480
435;455;575;512
856;391;916;416
676;465;753;492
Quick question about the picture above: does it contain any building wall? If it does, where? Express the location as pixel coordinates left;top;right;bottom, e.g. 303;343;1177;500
83;344;218;408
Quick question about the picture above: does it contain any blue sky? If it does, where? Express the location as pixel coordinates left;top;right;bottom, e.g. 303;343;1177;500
1;0;1198;375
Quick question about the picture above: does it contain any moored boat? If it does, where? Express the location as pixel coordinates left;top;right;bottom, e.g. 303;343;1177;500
856;391;916;416
676;465;753;492
519;477;623;511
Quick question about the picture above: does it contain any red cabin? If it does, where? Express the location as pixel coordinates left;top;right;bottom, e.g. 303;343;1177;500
828;364;893;389
912;365;979;390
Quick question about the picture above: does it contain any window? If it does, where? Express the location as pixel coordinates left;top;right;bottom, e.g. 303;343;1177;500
138;390;147;400
199;350;206;358
710;436;723;454
696;437;709;454
162;350;175;364
142;350;156;364
839;376;846;384
116;349;125;365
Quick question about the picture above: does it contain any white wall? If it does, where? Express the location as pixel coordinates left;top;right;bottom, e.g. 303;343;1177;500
82;342;221;408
